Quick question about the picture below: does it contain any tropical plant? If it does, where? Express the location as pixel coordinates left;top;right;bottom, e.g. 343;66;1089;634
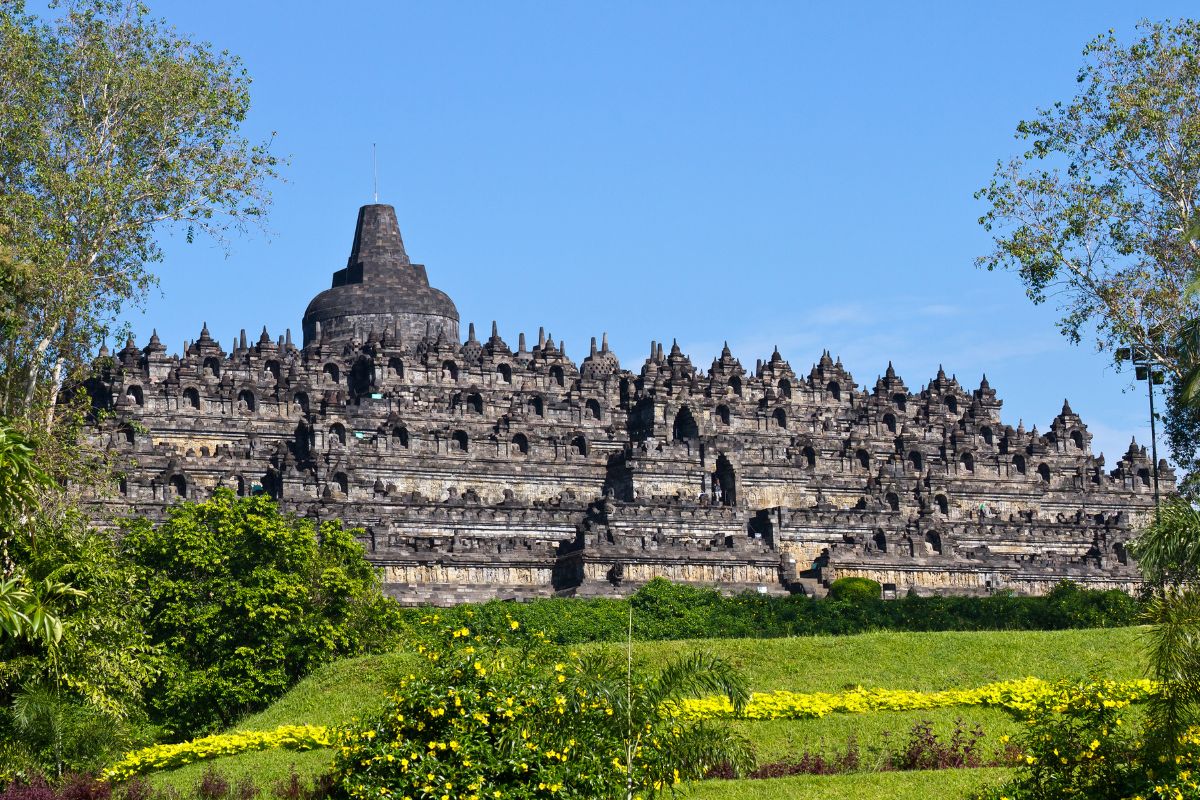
977;495;1200;797
0;421;54;573
0;510;159;782
1141;588;1200;757
577;647;755;800
0;577;34;642
6;682;130;778
1129;498;1200;756
0;574;81;646
1132;498;1200;588
975;678;1144;800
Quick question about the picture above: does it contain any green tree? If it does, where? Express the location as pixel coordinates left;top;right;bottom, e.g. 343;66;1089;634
0;0;281;430
121;490;402;738
976;19;1200;480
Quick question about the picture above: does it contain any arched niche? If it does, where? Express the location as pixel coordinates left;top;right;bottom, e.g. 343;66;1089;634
672;406;699;441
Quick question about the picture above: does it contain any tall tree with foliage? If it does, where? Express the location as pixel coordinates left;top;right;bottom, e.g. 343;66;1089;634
120;490;403;739
976;19;1200;484
0;0;281;430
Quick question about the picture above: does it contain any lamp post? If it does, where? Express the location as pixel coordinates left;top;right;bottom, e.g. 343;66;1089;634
1115;345;1164;517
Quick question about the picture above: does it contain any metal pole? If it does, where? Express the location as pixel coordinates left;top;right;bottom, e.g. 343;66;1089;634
1147;366;1161;519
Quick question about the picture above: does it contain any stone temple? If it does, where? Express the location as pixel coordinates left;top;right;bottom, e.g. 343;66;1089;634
82;204;1171;604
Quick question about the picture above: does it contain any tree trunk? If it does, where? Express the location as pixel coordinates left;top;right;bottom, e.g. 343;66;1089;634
44;355;63;432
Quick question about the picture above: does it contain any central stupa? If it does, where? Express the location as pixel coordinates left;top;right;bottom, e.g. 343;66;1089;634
301;204;459;347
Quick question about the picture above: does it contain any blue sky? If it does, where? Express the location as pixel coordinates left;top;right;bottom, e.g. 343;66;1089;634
116;1;1196;466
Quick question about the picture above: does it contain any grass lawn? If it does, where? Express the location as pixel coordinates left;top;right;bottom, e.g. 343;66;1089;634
627;626;1146;692
688;767;1014;800
144;626;1146;798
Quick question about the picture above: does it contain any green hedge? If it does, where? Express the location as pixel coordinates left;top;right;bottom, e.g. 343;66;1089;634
398;579;1140;644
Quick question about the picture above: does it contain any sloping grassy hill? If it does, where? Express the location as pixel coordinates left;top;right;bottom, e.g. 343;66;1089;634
147;626;1147;798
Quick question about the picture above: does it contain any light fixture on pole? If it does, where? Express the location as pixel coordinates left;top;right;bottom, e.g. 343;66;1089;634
1115;344;1165;517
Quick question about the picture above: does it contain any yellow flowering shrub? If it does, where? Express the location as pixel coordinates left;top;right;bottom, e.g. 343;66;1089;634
974;680;1200;800
1132;726;1200;800
104;725;331;781
327;617;739;800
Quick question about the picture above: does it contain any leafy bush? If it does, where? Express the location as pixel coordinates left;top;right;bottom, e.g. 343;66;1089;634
0;777;56;800
329;618;753;800
828;577;882;602
121;490;404;739
0;769;291;800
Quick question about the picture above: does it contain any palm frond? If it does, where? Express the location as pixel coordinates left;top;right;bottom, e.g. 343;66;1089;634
1129;499;1200;587
664;720;755;779
1141;587;1200;753
1178;316;1200;402
645;652;750;714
